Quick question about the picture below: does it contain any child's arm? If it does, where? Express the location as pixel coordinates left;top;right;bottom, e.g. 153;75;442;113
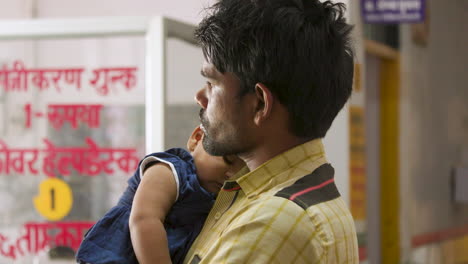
129;163;177;264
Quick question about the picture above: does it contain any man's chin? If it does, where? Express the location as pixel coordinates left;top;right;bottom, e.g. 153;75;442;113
202;136;228;156
203;136;243;157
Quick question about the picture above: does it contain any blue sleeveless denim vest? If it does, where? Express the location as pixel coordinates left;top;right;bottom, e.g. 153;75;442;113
76;148;215;264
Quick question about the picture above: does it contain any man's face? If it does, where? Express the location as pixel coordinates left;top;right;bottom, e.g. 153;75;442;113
195;61;255;157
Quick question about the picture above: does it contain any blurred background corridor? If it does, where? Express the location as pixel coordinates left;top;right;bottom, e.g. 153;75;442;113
0;0;466;263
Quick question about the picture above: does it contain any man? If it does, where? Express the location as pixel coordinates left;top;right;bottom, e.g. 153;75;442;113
185;0;358;263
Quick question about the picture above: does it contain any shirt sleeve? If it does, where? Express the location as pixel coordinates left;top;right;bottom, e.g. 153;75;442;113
139;155;180;202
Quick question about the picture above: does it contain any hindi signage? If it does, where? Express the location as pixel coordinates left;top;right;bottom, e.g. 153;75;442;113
0;56;144;261
0;221;94;260
362;0;425;23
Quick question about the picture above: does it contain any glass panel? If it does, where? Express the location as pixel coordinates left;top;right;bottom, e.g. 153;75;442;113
0;36;146;263
165;37;204;149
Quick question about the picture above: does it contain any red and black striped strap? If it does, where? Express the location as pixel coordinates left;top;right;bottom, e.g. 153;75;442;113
275;163;340;209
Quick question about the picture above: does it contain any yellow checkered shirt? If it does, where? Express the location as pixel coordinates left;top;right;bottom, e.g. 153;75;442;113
184;139;359;264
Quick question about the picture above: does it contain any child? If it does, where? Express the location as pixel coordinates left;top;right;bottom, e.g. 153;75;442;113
76;126;245;264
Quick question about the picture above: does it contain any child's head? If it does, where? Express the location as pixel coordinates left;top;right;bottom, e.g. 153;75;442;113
187;126;245;193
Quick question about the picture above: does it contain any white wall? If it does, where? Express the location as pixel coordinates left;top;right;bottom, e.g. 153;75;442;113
32;0;213;24
322;0;362;206
0;0;32;18
400;0;468;244
5;0;204;19
323;105;350;203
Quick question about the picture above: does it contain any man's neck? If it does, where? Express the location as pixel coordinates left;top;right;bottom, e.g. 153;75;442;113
241;136;311;171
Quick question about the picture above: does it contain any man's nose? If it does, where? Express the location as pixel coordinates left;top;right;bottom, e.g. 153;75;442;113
195;87;208;109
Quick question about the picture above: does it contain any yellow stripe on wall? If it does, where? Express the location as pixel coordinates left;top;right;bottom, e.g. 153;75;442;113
350;106;367;221
379;57;400;264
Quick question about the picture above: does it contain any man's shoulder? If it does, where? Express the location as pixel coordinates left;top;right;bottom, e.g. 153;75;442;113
274;163;341;209
234;164;342;225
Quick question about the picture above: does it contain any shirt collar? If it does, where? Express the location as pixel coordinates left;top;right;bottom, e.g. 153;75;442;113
227;138;326;197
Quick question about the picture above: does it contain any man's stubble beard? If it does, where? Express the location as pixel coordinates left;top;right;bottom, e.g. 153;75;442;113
201;118;250;157
201;127;244;156
200;107;252;156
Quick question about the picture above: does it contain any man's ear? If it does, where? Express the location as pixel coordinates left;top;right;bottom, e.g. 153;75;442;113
187;126;203;151
253;83;274;125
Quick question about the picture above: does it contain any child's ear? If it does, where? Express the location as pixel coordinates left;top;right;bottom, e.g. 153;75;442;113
187;126;203;151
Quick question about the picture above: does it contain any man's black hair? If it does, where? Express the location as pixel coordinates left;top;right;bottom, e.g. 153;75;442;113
195;0;354;139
